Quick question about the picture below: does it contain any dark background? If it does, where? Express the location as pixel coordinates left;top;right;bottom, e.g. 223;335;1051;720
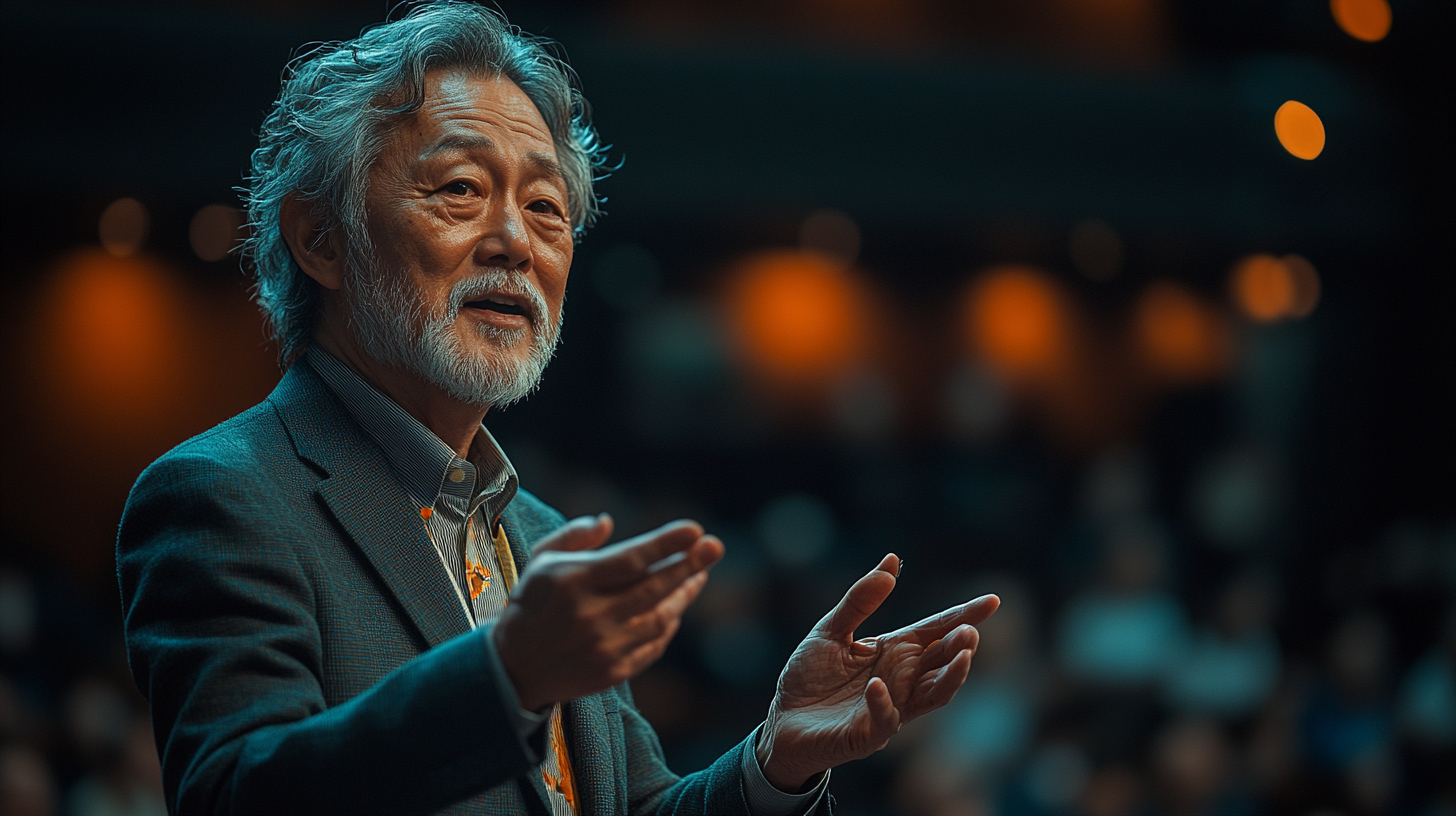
1;1;1451;814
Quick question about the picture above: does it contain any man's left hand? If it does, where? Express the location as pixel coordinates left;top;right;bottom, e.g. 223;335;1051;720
755;554;999;792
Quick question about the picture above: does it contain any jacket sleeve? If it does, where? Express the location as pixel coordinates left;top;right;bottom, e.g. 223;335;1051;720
617;684;833;816
117;449;541;816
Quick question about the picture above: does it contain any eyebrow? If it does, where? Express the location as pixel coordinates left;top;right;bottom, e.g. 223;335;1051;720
421;134;566;185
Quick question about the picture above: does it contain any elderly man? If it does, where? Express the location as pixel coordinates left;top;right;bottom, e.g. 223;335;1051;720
117;3;998;814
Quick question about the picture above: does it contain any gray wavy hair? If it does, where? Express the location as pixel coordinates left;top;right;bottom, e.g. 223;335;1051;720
240;0;607;367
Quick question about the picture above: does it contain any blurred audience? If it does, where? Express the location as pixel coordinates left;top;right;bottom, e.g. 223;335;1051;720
1056;519;1191;688
0;566;164;816
1165;568;1282;721
880;463;1453;815
1299;611;1397;814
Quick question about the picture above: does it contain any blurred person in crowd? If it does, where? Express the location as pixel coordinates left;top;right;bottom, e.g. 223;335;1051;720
115;3;1001;814
1396;604;1456;813
1056;518;1191;687
1299;611;1397;815
61;679;165;816
64;716;165;816
1164;568;1281;721
0;570;39;659
1397;604;1456;749
1077;764;1144;816
0;743;58;816
62;679;131;773
1151;717;1248;816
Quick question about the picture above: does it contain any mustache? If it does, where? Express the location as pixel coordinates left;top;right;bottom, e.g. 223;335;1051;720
448;269;549;329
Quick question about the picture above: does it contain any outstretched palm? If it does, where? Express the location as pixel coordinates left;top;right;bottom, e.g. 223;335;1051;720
756;554;1000;792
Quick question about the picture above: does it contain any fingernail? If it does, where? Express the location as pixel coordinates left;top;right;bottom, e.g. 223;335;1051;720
972;594;993;604
897;559;905;577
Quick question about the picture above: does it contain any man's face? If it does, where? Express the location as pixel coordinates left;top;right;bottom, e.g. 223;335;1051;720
348;69;572;408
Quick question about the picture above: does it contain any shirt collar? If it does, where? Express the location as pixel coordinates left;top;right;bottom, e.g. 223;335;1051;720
304;346;518;521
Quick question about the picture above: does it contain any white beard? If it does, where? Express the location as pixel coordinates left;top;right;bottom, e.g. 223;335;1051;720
347;262;561;410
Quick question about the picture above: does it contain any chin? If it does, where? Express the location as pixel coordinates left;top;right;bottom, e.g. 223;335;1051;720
422;327;550;410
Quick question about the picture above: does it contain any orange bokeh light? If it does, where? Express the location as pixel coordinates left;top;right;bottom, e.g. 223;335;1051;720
1282;254;1321;318
1331;0;1391;42
964;266;1069;380
38;250;188;423
1229;253;1321;323
726;250;869;381
1135;281;1229;382
1231;254;1294;322
1275;101;1326;160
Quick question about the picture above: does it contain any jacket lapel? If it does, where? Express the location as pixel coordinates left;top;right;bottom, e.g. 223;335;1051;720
269;361;472;648
565;691;622;814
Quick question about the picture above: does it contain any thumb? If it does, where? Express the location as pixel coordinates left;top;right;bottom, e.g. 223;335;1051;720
534;513;613;554
816;554;898;642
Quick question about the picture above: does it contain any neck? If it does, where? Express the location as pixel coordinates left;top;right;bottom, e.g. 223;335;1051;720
311;311;487;459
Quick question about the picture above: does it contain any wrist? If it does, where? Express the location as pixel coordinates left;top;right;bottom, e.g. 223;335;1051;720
755;719;816;793
491;621;548;712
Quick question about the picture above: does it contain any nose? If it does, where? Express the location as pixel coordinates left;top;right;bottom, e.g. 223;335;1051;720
475;197;532;271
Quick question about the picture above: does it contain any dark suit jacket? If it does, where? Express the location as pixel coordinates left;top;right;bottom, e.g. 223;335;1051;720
117;359;785;815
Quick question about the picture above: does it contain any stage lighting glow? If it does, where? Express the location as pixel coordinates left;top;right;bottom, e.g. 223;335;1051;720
40;250;186;423
1229;254;1321;323
1135;281;1227;382
189;205;244;262
726;250;868;381
1281;254;1321;319
964;266;1068;380
1231;254;1295;322
98;198;149;257
1331;0;1391;42
1275;101;1325;160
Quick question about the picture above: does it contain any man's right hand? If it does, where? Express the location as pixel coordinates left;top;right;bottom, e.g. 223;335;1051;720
493;515;724;711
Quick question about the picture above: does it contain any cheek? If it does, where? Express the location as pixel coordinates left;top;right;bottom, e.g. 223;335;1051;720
537;244;572;314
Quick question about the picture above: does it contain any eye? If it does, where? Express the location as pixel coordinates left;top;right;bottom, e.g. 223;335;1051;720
441;180;476;197
528;199;564;218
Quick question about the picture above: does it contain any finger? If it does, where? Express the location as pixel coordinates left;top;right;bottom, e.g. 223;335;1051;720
532;514;613;554
815;554;899;642
611;571;707;658
909;649;973;720
855;676;900;752
620;569;708;649
618;617;679;679
587;520;706;589
617;572;707;675
919;624;980;671
609;536;724;618
895;594;999;646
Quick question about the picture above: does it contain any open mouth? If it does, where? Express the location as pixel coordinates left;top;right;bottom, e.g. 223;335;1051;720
463;296;529;318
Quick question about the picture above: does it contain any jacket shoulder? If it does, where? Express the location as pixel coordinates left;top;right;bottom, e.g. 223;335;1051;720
119;399;314;551
135;399;300;484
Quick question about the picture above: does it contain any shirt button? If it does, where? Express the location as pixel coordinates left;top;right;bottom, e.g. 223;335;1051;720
448;469;465;483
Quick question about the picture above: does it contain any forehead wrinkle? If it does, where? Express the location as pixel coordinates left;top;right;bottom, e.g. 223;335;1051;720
419;73;554;146
418;133;497;161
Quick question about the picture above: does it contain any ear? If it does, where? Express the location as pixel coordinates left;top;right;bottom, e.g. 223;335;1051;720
279;193;346;291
